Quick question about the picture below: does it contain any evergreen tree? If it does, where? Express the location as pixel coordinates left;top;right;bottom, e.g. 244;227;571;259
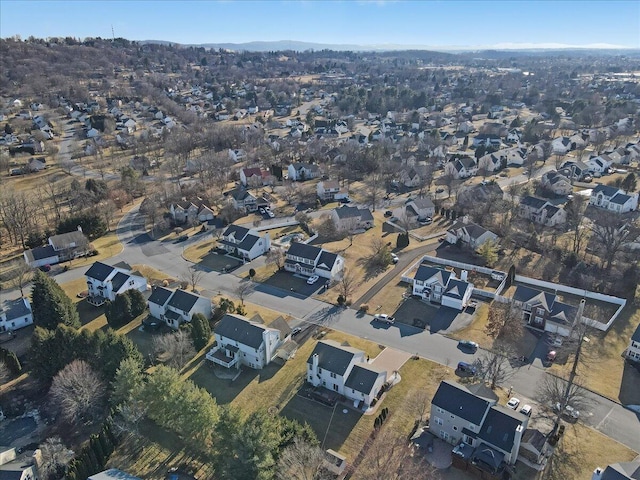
110;357;145;407
190;313;211;351
126;290;146;317
31;271;80;330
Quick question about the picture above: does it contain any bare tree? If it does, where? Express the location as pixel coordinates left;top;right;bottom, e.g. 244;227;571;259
589;212;638;270
153;330;196;370
485;301;524;343
9;261;33;297
564;196;589;255
37;437;74;480
354;428;439;480
265;248;285;271
277;437;333;480
49;360;106;424
182;265;204;292
338;269;357;302
474;343;518;390
537;373;590;427
235;281;254;306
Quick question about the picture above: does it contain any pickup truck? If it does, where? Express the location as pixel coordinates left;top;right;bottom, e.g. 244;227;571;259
374;313;395;324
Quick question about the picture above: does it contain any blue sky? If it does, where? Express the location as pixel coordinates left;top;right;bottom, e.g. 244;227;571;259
1;1;639;49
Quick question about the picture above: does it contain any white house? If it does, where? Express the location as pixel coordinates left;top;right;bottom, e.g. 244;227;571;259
219;224;271;261
331;205;374;232
392;197;436;225
88;469;142;480
284;243;344;280
0;297;33;333
23;245;59;269
287;163;321;181
307;340;387;409
228;149;247;163
592;461;640;480
147;287;213;329
519;196;567;226
85;261;148;306
169;200;215;224
444;157;478;179
446;219;498;249
0;447;39;480
586;154;612;174
472;134;502;148
206;313;287;370
411;265;474;311
23;230;91;268
317;180;348;202
540;170;573;196
590;184;638;213
506;128;522;144
226;186;258;212
552;136;573;155
625;323;640;363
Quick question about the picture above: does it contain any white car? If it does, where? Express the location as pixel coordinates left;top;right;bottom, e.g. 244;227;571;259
374;313;395;324
267;210;275;218
259;207;266;214
391;253;399;264
306;274;320;285
507;397;521;410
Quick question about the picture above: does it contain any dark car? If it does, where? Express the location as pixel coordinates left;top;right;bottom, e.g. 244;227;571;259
384;210;393;217
176;235;189;242
458;340;478;352
39;264;51;272
457;361;477;375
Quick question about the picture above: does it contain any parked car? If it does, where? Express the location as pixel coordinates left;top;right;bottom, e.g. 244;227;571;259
340;197;351;204
176;235;189;242
259;207;266;214
418;216;433;225
554;402;580;419
39;264;51;272
456;361;476;375
520;404;533;417
507;397;521;410
545;350;557;363
374;313;395;324
266;210;275;218
391;253;399;264
291;327;302;336
436;187;445;193
306;274;320;285
458;340;478;352
384;210;393;217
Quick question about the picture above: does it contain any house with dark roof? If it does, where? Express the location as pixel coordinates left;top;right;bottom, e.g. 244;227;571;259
519;196;567;226
512;285;579;337
287;162;321;181
593;460;640;480
23;229;90;268
23;244;59;269
540;170;573;196
625;323;640;363
307;340;387;409
206;313;284;369
412;265;474;311
392;197;436;226
219;225;271;261
225;186;258;213
519;429;551;471
446;218;498;249
590;184;638;214
444;156;478;179
472;134;502;149
85;261;147;305
284;242;344;280
147;287;212;329
331;205;374;232
0;446;38;480
0;297;33;333
430;381;529;469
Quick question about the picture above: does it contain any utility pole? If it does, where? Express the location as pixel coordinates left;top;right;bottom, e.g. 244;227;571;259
551;299;587;435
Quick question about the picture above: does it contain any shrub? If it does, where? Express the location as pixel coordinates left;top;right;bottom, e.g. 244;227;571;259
337;295;345;306
359;304;369;313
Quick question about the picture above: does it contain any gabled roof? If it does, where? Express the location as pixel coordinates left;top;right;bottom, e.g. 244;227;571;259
520;196;548;210
167;289;202;313
599;460;640;480
215;314;270;349
632;323;640;343
48;230;88;250
237;234;261;251
549;301;578;326
334;205;362;219
443;279;471;300
344;364;386;394
521;428;547;452
85;261;116;282
24;244;57;262
414;265;452;285
242;167;262;177
610;193;632;205
223;224;251;241
316;251;339;271
410;197;435;210
148;286;173;307
513;285;556;312
592;184;622;198
431;381;492;425
286;242;321;261
1;297;31;321
478;405;526;453
111;272;131;293
269;316;292;337
307;340;362;376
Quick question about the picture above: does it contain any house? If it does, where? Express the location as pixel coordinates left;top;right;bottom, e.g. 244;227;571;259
399;165;430;188
444;156;478;179
540;170;573;196
430;381;528;468
446;218;498;249
228;149;247;163
625;323;640;362
226;186;258;212
0;446;38;480
456;182;504;210
85;261;148;306
586;154;612;174
392;198;436;225
88;469;142;480
23;230;91;268
518;429;550;470
560;160;590;181
592;460;640;480
477;152;504;173
472;134;502;148
411;265;474;311
506;128;522;144
23;244;59;269
331;205;374;232
147;287;212;329
317;180;348;202
240;167;273;187
519;196;567;226
0;297;33;333
206;313;285;369
590;185;638;213
284;242;344;281
552;136;573;155
219;224;271;261
169;199;215;224
307;340;387;409
512;285;580;337
28;157;47;172
287;163;321;181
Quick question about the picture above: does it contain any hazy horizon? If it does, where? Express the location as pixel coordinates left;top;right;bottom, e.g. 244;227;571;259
1;0;639;50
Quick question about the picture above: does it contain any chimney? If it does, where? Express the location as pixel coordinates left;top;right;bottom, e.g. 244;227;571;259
462;215;469;224
312;353;319;382
77;225;83;232
461;270;468;281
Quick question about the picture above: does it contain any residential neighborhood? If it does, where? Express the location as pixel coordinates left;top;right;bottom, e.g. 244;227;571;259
0;16;639;480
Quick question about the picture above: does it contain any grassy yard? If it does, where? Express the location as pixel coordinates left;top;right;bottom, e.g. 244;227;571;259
360;275;411;316
132;264;176;285
60;277;108;331
550;304;640;402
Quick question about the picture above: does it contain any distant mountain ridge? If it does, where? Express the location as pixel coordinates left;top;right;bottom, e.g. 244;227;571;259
141;39;637;54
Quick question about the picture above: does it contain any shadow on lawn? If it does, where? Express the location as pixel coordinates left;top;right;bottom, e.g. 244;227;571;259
280;388;362;453
619;361;640;405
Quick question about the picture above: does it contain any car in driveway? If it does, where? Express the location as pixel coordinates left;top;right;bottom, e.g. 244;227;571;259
259;207;266;214
391;253;399;264
374;313;395;324
306;274;320;285
545;350;557;364
418;216;432;225
384;210;393;217
520;404;532;416
458;340;478;352
291;327;302;336
176;235;189;242
266;210;275;218
507;397;521;410
456;361;476;375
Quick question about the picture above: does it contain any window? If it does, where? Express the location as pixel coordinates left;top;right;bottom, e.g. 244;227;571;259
333;384;339;392
318;368;323;374
450;414;455;419
434;417;443;426
322;381;326;386
437;407;445;414
453;426;458;431
440;431;449;441
330;372;336;378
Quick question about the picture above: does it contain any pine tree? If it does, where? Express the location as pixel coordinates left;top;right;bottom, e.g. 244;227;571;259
190;313;211;351
31;270;80;330
126;289;146;317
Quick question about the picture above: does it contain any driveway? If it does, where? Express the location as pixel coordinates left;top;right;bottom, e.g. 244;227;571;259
371;348;412;377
